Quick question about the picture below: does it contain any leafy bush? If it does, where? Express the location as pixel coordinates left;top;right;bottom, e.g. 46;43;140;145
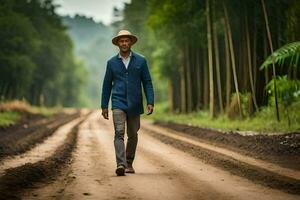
0;111;21;127
266;75;300;107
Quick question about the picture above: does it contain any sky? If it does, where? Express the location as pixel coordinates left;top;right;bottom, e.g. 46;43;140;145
53;0;131;25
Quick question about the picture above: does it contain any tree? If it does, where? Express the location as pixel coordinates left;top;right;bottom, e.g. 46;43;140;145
261;0;280;121
213;0;224;114
245;12;258;111
223;1;242;118
119;0;299;117
206;0;215;118
0;0;87;107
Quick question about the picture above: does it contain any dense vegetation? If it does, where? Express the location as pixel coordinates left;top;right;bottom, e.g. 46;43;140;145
0;0;299;131
0;0;87;107
115;0;299;126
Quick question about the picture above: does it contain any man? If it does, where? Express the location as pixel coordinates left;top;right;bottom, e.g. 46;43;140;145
101;30;154;176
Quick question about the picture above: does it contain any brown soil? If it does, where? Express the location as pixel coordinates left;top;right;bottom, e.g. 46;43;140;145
0;112;80;159
0;116;87;200
20;112;299;200
0;113;45;137
145;128;300;195
154;121;300;170
0;111;299;200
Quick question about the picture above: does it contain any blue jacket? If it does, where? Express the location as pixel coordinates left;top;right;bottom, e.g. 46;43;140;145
101;51;154;115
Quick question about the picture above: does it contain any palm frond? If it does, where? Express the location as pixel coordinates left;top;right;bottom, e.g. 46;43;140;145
260;41;300;70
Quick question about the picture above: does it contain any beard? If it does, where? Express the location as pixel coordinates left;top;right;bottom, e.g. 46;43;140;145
120;46;130;53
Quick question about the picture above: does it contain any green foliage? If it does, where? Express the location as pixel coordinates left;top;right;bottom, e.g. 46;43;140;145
0;0;87;107
239;92;252;117
0;5;38;99
0;111;21;127
265;75;300;107
265;76;300;126
121;0;300;117
148;102;300;133
260;42;300;69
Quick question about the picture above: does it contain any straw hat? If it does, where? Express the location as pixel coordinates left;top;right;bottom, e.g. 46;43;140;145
112;30;138;46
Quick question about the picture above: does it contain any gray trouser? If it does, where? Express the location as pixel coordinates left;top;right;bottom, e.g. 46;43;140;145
112;109;140;167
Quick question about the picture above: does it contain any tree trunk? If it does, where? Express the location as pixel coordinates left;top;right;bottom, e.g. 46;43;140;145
185;42;193;113
263;35;269;85
172;73;180;111
213;0;224;114
206;0;215;118
245;13;259;111
196;47;202;110
203;54;209;110
168;79;174;111
213;23;224;114
180;48;187;113
240;20;248;91
261;0;280;121
180;71;186;113
252;20;257;88
223;19;231;110
223;1;243;118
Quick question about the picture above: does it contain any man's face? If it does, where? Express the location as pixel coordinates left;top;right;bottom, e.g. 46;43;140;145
117;37;132;53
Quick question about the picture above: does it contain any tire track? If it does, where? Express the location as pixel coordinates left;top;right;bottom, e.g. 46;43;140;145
0;117;83;174
20;111;300;200
141;122;300;195
0;111;81;160
0;111;91;200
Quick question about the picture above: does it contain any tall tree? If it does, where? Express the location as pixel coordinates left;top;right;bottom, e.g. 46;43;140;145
245;13;258;111
206;0;215;118
222;18;231;110
261;0;280;121
223;1;242;118
213;1;224;114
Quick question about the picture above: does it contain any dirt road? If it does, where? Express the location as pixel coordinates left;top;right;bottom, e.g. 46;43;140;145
2;111;292;200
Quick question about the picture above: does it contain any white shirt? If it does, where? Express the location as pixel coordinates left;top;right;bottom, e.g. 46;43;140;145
118;51;132;69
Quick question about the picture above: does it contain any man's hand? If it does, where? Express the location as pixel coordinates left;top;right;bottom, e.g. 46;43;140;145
147;104;154;115
102;108;109;120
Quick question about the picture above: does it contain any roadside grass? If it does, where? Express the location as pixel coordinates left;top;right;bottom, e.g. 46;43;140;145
0;111;21;127
146;102;300;134
0;100;59;127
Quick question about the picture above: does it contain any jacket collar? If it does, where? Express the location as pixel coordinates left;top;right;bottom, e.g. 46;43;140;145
116;51;136;59
114;51;136;70
118;51;132;59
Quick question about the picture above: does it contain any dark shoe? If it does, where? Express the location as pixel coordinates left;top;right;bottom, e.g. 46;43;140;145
125;166;135;173
115;165;125;176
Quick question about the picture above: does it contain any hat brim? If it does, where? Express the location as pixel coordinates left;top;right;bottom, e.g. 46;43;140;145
112;35;138;46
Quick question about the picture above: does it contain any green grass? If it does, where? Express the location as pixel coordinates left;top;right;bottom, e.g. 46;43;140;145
146;102;300;134
0;100;58;118
0;111;21;127
31;106;58;118
0;100;60;127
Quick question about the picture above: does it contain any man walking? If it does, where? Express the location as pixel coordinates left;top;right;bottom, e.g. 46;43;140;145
101;30;154;176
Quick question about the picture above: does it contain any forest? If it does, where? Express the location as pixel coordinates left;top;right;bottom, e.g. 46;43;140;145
0;0;299;131
0;1;300;198
0;0;87;107
112;0;300;130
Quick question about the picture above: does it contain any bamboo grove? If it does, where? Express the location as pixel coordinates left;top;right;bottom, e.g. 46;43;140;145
117;0;300;118
0;0;87;107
